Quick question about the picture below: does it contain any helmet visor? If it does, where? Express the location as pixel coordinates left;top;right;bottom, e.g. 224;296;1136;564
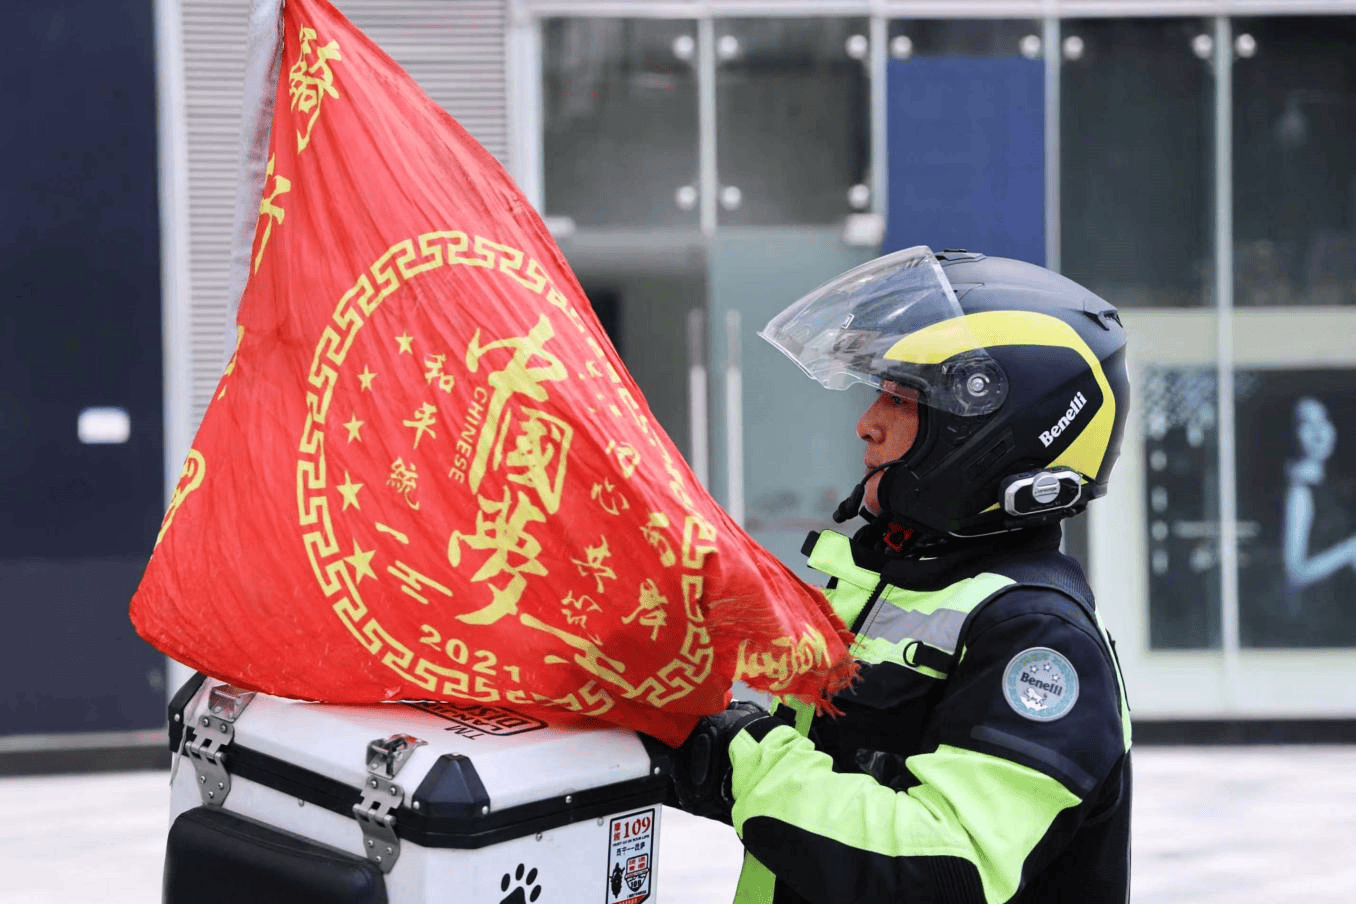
759;245;1008;416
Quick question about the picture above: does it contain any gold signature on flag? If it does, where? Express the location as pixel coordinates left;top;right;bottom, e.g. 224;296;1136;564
254;155;291;273
250;24;340;279
156;449;206;547
288;25;341;152
735;629;833;694
386;459;420;509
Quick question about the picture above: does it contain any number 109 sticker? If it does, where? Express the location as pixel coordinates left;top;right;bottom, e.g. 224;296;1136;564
606;808;656;904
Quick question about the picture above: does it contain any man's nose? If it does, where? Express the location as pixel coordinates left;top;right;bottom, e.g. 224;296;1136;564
857;400;885;442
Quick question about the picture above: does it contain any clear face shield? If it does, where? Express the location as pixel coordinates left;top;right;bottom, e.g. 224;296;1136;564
759;245;1008;417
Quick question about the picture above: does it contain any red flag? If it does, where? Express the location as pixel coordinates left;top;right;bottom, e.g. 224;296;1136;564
132;0;854;745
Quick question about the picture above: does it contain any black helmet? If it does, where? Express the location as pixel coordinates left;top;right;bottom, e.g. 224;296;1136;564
760;246;1129;538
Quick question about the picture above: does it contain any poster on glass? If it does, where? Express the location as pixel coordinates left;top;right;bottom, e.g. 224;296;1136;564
1237;368;1356;648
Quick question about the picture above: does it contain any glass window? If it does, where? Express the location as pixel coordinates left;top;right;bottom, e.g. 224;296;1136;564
1060;18;1213;308
707;232;875;575
714;17;870;226
1142;366;1222;649
541;18;699;228
887;18;1042;59
1233;16;1356;307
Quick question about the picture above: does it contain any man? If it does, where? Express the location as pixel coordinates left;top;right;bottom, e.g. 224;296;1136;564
667;247;1132;903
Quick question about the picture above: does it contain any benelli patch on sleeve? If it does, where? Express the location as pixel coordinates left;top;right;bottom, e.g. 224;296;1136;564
1002;647;1079;721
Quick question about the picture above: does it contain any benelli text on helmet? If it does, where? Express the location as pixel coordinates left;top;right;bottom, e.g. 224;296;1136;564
1039;391;1088;448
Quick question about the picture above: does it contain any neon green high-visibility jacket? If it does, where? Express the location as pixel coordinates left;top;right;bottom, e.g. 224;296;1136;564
729;525;1132;904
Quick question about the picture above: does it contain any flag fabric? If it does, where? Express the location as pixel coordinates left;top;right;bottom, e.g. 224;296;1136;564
132;0;855;746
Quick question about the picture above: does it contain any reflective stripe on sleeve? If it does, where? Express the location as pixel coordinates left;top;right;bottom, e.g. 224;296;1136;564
729;724;1081;904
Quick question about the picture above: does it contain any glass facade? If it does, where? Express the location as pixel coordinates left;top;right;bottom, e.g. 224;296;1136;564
541;18;700;228
1059;17;1213;309
886;17;1041;58
534;7;1356;716
1054;17;1223;651
1233;16;1356;308
713;17;870;226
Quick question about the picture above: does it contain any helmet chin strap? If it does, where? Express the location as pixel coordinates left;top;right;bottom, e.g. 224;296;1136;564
832;457;908;524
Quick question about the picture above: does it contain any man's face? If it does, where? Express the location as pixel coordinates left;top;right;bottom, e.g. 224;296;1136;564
1295;397;1336;463
855;380;921;515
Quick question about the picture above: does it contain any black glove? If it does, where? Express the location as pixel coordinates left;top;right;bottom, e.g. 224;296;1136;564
667;700;775;824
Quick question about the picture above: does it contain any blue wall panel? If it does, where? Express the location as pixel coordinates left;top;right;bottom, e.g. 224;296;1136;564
885;58;1045;265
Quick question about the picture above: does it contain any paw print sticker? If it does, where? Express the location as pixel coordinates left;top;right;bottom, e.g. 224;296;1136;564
500;863;542;904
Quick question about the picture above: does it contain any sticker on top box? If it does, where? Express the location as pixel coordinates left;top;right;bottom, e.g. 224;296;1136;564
406;702;549;738
606;808;655;904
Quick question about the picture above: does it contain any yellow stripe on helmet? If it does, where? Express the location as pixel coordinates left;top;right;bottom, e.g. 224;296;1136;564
883;310;1116;481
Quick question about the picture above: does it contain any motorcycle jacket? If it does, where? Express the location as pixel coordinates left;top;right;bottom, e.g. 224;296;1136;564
727;524;1132;904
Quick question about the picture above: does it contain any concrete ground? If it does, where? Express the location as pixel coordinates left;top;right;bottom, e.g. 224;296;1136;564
4;745;1353;903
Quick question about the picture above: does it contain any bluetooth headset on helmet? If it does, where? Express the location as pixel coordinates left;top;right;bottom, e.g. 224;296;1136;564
760;246;1129;539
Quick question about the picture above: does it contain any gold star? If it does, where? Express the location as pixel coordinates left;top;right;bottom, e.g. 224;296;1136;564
344;541;377;583
336;472;363;510
357;367;376;390
395;333;414;354
343;413;364;442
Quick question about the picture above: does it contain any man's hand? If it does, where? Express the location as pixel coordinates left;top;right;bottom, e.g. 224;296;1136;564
667;701;775;823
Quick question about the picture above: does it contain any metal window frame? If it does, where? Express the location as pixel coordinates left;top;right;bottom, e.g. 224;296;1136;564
1211;15;1242;699
516;1;1356;19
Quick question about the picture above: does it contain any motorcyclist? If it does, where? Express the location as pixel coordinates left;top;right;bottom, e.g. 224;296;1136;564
667;246;1133;904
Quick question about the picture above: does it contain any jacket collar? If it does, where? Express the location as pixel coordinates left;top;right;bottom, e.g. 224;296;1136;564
850;521;1064;592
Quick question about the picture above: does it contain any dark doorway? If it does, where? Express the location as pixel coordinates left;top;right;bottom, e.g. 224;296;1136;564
0;0;167;737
